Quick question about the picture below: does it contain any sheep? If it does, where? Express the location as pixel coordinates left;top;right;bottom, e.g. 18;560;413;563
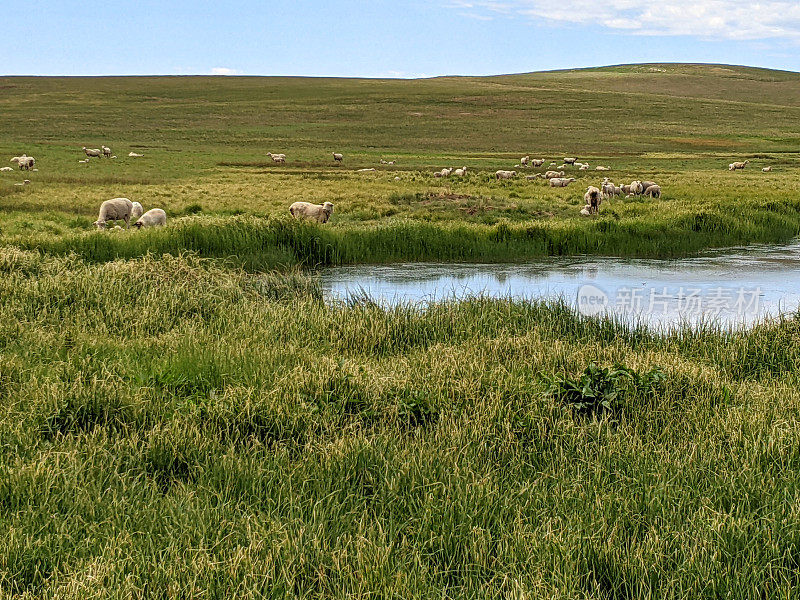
380;159;388;164
94;197;134;229
762;166;772;172
102;145;112;158
644;185;661;198
267;152;286;164
333;152;343;163
549;177;576;187
387;161;395;165
520;156;530;166
549;162;557;167
558;164;569;170
544;170;564;179
729;160;749;171
595;166;610;171
289;201;334;224
629;180;644;196
564;158;577;165
440;168;453;177
453;167;467;177
14;180;31;186
0;166;13;172
526;173;543;180
133;208;167;229
531;159;545;167
357;168;376;172
78;159;89;164
131;201;144;220
83;147;102;158
11;155;34;170
128;152;143;157
584;186;602;214
580;205;593;216
495;170;516;180
601;180;617;198
579;164;589;170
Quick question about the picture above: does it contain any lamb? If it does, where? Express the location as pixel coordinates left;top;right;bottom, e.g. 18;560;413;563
729;160;749;171
133;208;167;229
580;205;593;216
440;168;453;177
495;170;517;180
550;177;576;187
521;156;530;166
128;152;143;157
762;166;772;172
644;185;661;198
629;180;644;196
94;197;134;229
453;167;467;177
564;158;577;165
83;147;102;158
531;159;545;167
584;186;602;213
267;152;286;164
131;201;144;220
289;201;334;224
102;145;112;158
544;170;564;179
333;153;343;163
0;166;12;172
601;180;616;198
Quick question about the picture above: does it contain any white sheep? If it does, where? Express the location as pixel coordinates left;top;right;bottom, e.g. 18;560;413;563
580;205;593;217
131;201;144;220
521;156;530;166
289;201;334;223
531;159;545;167
762;166;772;172
549;177;576;187
440;168;453;177
495;170;516;180
644;185;661;198
0;166;13;172
549;162;557;167
128;152;143;157
11;155;35;170
267;152;286;164
595;166;610;171
94;198;134;229
526;173;543;180
544;170;564;179
453;167;467;177
729;160;749;171
629;180;644;196
387;161;395;165
102;145;112;158
83;147;102;158
333;152;343;163
564;158;577;165
579;164;589;170
133;208;167;229
584;186;602;213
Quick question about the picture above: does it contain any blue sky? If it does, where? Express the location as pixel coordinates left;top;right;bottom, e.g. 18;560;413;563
4;1;800;77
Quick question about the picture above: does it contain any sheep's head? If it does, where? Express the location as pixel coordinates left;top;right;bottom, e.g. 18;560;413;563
134;221;144;229
93;220;106;230
323;202;334;215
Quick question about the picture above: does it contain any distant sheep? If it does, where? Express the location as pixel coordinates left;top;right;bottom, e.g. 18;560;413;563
267;152;286;164
133;208;167;229
595;166;610;171
102;145;112;158
729;160;749;171
549;177;576;187
584;186;602;213
128;152;143;157
579;164;589;170
333;152;343;163
644;185;661;198
629;180;644;196
521;155;529;166
544;170;564;179
531;159;545;167
440;168;453;177
762;166;772;172
289;201;334;223
564;158;577;165
83;147;102;158
94;197;133;229
0;166;12;172
10;155;35;170
453;167;468;177
495;170;516;180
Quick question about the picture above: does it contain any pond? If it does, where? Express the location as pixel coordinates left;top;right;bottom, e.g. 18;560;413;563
319;241;800;330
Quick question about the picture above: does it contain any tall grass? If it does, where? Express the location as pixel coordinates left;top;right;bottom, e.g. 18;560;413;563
2;248;800;597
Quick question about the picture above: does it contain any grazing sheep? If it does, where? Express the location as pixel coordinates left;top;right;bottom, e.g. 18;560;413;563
531;159;545;167
333;152;343;163
131;201;144;220
289;201;334;224
521;156;530;166
579;164;589;170
0;166;12;172
83;147;102;158
762;166;772;172
11;155;35;170
495;170;517;180
644;185;661;198
453;167;467;177
564;158;577;165
640;180;658;191
584;186;602;213
544;170;564;179
596;166;610;171
94;197;134;229
729;160;749;171
128;152;143;157
549;177;576;187
133;208;167;229
102;145;112;158
526;173;544;180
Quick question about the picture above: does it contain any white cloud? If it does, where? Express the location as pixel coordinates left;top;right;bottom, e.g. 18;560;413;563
448;0;800;41
210;67;240;75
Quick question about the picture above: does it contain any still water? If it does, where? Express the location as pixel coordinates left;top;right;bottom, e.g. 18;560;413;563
320;242;800;330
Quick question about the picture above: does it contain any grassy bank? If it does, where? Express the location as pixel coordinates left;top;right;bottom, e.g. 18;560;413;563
2;249;800;597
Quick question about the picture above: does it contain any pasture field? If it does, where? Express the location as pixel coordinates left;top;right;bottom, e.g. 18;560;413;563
3;64;800;598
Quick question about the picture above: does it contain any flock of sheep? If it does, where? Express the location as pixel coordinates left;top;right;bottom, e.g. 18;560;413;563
2;145;775;227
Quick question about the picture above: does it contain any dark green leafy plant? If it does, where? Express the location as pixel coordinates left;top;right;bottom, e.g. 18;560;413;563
545;363;665;416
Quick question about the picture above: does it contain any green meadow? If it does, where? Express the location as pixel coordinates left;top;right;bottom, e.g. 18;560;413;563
3;64;800;598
